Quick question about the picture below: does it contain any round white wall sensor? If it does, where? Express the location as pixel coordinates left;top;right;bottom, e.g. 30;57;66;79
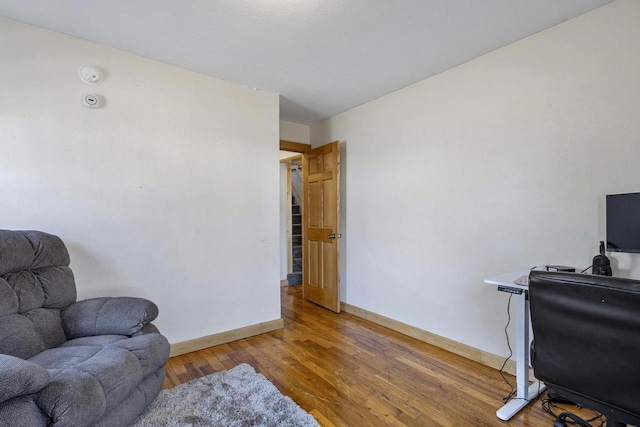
82;94;102;108
79;66;103;84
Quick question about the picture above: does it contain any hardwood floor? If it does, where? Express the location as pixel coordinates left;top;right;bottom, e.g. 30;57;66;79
163;285;561;426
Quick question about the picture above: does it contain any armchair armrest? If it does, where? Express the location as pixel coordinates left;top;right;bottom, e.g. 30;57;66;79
0;354;50;403
61;297;159;339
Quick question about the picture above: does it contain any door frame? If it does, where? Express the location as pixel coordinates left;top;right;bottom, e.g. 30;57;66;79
280;140;311;154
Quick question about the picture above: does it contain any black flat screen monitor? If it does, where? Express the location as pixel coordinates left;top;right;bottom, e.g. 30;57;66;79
606;192;640;253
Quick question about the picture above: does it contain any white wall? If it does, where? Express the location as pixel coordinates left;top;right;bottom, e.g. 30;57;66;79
0;17;281;345
310;0;640;359
280;120;310;144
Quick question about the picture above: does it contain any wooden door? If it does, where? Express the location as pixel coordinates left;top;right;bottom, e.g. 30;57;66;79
302;141;341;312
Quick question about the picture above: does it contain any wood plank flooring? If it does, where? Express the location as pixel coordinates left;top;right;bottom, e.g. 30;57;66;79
163;286;564;426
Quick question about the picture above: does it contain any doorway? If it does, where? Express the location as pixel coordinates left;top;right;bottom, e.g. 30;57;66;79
279;140;311;287
279;139;342;313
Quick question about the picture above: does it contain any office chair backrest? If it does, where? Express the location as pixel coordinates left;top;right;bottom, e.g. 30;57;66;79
529;271;640;426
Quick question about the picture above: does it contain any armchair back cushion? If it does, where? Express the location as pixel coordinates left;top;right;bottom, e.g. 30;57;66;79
0;231;77;359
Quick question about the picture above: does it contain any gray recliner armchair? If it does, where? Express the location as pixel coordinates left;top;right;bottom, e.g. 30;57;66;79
0;230;170;427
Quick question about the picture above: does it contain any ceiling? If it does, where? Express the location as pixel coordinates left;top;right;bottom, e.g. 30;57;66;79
0;0;613;125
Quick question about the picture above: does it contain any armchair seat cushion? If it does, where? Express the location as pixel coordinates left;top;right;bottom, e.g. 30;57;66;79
60;335;129;348
28;333;169;426
58;333;170;378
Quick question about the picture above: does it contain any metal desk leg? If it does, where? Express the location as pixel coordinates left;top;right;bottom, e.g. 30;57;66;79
496;291;546;421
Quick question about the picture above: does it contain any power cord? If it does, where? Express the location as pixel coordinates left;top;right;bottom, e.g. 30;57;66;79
541;391;605;426
498;294;543;405
498;285;545;406
499;293;516;403
553;412;594;427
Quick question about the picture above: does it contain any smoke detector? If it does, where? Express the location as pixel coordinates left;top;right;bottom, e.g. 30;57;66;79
79;66;103;84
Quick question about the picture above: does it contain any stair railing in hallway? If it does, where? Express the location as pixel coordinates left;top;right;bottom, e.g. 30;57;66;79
291;166;302;207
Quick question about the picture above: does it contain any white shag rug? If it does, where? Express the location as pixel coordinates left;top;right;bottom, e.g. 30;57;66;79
132;363;319;427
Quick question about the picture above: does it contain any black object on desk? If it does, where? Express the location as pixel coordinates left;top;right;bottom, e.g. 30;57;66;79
545;265;575;272
592;241;612;276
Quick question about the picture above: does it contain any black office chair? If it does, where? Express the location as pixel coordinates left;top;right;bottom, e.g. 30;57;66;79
529;271;640;427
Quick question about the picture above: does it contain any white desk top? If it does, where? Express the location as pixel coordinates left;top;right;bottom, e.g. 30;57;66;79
484;271;529;291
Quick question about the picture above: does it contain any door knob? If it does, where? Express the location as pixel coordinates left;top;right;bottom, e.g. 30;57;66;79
329;233;342;239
